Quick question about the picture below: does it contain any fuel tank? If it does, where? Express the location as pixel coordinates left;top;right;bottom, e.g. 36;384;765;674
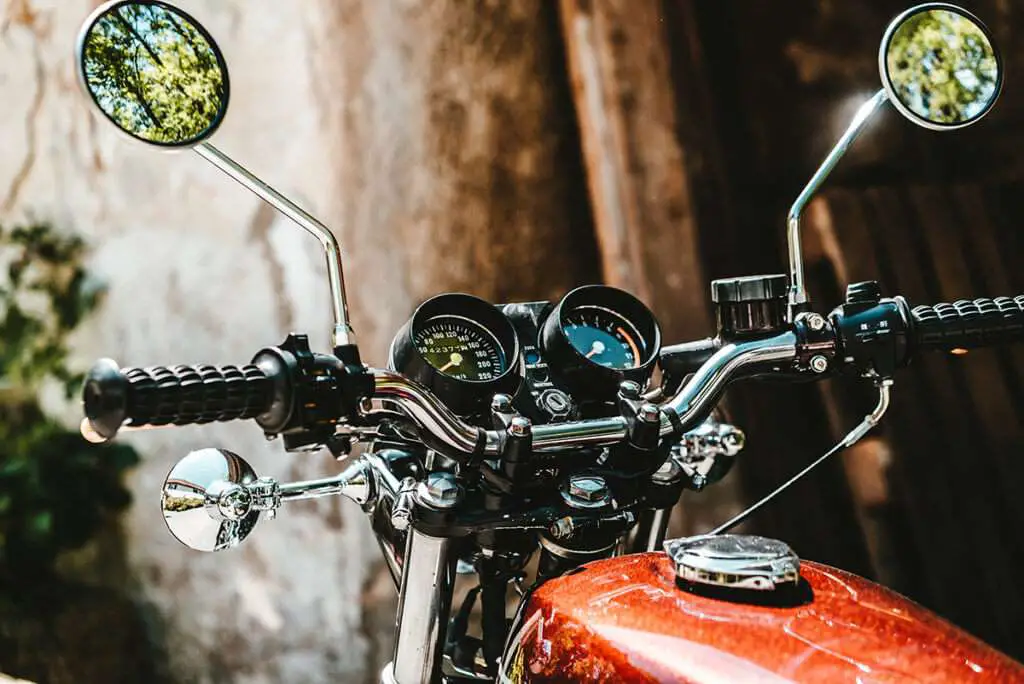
501;552;1024;683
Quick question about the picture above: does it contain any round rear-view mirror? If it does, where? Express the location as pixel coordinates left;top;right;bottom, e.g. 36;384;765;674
76;0;230;147
880;3;1001;130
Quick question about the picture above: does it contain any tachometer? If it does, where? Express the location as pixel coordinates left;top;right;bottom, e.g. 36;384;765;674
390;293;522;415
563;306;644;370
540;285;660;400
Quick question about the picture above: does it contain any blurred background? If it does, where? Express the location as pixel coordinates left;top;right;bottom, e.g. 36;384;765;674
1;0;1022;682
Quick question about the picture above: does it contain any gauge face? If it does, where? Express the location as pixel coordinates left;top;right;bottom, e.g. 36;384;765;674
563;305;644;370
413;315;507;382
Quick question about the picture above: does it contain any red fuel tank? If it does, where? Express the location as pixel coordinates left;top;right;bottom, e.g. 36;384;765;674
501;552;1024;683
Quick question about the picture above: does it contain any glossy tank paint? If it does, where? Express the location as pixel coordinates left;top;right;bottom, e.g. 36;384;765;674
502;553;1024;683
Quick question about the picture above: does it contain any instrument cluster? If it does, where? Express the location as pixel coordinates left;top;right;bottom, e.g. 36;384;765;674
389;286;661;423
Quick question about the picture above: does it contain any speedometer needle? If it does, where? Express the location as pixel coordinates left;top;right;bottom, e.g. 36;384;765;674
438;352;464;373
585;341;606;359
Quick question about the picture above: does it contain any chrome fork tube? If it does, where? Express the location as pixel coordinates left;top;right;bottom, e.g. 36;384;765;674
388;530;456;684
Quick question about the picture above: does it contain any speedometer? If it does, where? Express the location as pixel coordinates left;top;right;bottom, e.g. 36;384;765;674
413;315;507;381
390;293;522;416
540;285;660;400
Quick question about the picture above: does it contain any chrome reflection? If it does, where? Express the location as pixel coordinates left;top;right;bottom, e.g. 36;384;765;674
161;448;260;552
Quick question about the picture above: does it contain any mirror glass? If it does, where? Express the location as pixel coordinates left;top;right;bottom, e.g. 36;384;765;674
162;448;260;552
881;4;1001;128
77;1;229;146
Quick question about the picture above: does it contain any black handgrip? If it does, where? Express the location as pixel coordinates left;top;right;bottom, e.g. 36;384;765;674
83;360;274;440
911;296;1024;351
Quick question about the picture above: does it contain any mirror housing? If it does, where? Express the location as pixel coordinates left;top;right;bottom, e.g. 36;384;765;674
162;448;261;552
787;3;1001;314
76;0;230;148
880;3;1001;131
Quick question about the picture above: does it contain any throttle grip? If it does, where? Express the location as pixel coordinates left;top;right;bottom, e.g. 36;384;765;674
911;296;1024;352
83;360;274;440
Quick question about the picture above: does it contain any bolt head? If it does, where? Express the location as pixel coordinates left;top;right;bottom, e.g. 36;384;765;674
810;355;829;373
213;482;252;521
567;474;609;503
639;403;661;423
491;394;513;414
508;416;532;437
721;427;746;456
618;381;641;400
421;472;460;508
390;507;411;531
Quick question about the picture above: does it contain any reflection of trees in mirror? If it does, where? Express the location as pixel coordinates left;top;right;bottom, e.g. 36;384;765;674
886;10;998;124
162;494;205;513
83;3;225;144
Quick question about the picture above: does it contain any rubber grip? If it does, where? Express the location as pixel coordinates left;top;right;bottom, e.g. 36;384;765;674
83;360;273;439
910;296;1024;351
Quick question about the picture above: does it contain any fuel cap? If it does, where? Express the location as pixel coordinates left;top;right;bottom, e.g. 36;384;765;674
663;534;800;592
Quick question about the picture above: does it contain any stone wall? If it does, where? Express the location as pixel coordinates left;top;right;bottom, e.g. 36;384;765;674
2;1;393;681
0;0;593;681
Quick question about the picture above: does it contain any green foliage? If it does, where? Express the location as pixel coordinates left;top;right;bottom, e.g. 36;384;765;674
0;221;138;580
82;3;225;145
0;223;101;396
886;9;999;125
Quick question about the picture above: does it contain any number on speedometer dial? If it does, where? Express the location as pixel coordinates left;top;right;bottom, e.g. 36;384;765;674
413;315;507;381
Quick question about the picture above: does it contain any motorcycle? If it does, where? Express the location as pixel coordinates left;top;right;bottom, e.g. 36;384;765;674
74;1;1024;682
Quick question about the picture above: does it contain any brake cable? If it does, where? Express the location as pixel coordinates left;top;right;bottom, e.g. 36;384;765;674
709;379;892;536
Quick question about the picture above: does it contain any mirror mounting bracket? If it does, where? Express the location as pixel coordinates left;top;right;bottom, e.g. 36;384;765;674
786;88;888;318
194;142;357;353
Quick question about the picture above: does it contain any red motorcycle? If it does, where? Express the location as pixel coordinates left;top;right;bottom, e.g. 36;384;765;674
76;1;1024;681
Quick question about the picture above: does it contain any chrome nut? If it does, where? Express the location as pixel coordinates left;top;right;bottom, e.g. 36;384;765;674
810;355;829;373
417;472;461;509
805;313;826;331
563;474;610;509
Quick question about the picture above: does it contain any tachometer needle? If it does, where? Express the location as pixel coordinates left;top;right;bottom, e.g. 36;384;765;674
438;352;464;373
585;341;606;359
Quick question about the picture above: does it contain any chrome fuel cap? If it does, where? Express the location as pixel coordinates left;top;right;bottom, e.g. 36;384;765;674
664;534;800;591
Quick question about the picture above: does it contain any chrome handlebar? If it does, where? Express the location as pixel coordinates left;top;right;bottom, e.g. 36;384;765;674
367;330;798;458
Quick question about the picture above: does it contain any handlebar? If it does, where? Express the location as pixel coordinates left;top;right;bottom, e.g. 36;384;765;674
84;329;800;456
81;289;1024;454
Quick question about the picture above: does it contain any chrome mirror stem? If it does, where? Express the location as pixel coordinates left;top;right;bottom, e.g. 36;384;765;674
786;88;888;314
195;142;356;349
271;459;374;508
193;458;372;523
